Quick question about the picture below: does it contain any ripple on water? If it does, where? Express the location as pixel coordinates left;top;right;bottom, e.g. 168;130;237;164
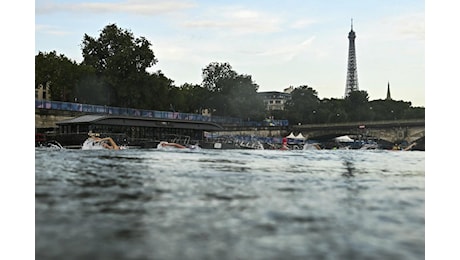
35;148;425;260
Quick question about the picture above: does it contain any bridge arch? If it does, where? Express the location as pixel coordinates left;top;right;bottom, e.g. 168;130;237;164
292;119;425;145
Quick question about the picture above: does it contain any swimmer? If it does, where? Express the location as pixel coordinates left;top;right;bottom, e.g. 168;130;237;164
88;132;120;150
157;141;186;149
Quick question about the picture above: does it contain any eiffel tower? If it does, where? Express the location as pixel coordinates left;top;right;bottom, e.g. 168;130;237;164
345;19;359;97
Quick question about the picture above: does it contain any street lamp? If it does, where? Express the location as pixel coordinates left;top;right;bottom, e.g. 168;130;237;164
368;106;374;121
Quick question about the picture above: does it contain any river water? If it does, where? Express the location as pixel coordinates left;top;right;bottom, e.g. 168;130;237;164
35;148;424;260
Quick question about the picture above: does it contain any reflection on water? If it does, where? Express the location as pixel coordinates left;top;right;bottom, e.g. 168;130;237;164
36;149;424;260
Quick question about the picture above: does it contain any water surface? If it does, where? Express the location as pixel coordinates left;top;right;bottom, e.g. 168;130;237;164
36;148;425;259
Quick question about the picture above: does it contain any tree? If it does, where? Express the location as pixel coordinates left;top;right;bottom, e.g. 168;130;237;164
285;85;320;124
177;83;212;114
81;23;158;107
344;90;371;121
317;98;349;123
73;64;110;104
35;51;81;101
142;71;174;110
223;74;265;120
369;99;413;121
201;62;265;119
202;62;237;92
402;106;425;119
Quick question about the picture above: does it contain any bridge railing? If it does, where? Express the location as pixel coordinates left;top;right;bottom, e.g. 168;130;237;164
35;99;289;127
292;119;425;129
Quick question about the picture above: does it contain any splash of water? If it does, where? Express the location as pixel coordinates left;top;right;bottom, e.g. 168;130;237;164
81;138;108;150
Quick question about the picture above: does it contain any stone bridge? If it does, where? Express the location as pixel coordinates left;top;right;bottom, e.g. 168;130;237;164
290;119;425;144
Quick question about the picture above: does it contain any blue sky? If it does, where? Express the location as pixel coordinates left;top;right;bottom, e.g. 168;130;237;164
35;0;425;106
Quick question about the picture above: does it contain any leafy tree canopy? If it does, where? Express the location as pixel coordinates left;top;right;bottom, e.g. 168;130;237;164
80;23;159;106
201;62;264;119
81;23;157;76
202;62;237;92
35;51;81;101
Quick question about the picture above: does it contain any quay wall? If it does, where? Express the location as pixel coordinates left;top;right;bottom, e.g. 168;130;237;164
211;128;288;137
35;109;86;131
35;108;288;137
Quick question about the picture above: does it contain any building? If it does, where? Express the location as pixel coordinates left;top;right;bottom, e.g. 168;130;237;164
51;114;223;148
345;19;359;97
36;83;51;100
283;86;294;94
258;91;292;111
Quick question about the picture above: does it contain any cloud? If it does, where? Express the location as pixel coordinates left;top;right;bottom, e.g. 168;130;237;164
290;18;316;29
35;24;71;36
256;36;316;61
36;0;196;15
382;12;425;40
396;13;424;40
183;7;281;34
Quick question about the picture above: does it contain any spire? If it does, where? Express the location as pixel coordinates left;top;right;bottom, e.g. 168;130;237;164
345;19;358;97
386;81;392;100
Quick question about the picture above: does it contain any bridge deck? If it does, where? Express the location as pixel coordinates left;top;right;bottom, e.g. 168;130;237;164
292;119;424;131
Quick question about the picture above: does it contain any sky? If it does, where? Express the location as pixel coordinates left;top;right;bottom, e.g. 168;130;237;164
35;0;425;107
3;2;460;258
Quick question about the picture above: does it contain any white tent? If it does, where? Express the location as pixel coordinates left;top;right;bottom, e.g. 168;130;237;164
295;133;306;140
334;135;354;142
286;132;296;139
